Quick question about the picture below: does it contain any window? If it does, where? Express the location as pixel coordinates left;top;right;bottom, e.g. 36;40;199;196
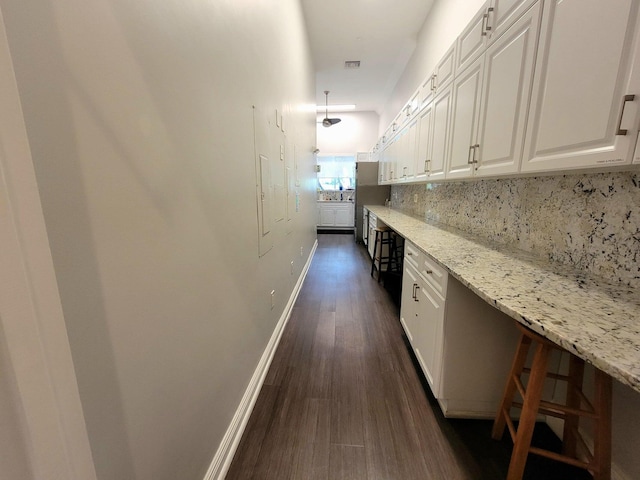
316;155;355;190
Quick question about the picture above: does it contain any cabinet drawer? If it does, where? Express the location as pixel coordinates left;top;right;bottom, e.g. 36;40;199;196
404;240;423;270
404;240;448;296
419;253;447;298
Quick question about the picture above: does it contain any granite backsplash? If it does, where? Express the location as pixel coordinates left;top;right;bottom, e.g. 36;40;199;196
391;171;640;288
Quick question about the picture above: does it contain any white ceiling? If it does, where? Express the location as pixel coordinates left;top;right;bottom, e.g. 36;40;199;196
301;0;434;115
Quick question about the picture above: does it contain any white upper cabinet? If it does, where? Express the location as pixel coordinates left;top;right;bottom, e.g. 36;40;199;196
447;56;484;179
415;103;434;181
485;0;539;44
456;4;489;74
457;0;538;74
448;1;541;179
475;1;541;176
421;43;458;108
522;0;640;173
431;85;453;181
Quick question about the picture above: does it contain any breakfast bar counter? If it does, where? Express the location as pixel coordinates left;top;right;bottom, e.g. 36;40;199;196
366;205;640;393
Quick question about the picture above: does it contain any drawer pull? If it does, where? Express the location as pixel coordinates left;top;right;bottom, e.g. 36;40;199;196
425;269;433;274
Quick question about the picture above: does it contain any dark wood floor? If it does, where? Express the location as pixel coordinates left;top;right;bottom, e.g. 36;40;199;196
225;233;592;480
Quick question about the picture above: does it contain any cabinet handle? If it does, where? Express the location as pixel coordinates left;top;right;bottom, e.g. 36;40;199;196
485;7;494;34
431;74;437;92
616;94;636;135
468;145;475;164
467;144;479;164
425;269;433;275
481;12;489;36
414;285;420;301
407;252;413;256
412;283;417;300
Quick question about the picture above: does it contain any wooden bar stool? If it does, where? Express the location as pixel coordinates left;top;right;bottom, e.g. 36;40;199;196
492;323;612;480
370;227;394;282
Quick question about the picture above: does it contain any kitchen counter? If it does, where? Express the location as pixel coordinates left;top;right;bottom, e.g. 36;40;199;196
366;206;640;393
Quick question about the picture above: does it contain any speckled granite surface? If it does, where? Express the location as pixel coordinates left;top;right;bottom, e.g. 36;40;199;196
366;205;640;393
391;172;640;289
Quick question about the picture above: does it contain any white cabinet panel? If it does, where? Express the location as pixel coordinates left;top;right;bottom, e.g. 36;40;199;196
334;204;353;227
475;1;541;176
317;202;354;227
522;0;640;172
414;278;445;392
318;205;335;226
447;57;484;179
400;259;445;394
486;0;538;45
434;43;457;93
431;86;453;180
400;263;420;346
415;104;433;181
456;3;489;74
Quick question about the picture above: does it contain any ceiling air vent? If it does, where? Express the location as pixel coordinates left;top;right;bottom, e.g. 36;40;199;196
344;60;361;69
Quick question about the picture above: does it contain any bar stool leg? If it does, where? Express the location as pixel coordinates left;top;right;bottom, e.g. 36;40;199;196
370;230;379;278
593;370;612;480
492;332;532;440
562;354;585;458
506;342;552;480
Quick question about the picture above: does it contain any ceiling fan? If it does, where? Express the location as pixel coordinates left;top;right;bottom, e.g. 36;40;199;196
322;90;341;127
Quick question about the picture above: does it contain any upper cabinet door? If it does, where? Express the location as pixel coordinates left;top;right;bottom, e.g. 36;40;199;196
456;2;490;74
434;43;457;93
486;0;539;45
446;57;484;180
431;85;453;181
522;0;640;173
415;104;434;181
475;1;542;177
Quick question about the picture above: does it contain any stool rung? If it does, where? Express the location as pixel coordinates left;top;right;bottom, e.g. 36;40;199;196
510;400;598;420
503;409;517;442
513;374;526;399
522;367;570;382
529;446;591;470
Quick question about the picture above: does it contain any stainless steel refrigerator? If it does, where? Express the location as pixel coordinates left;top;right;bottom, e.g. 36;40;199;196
354;162;390;243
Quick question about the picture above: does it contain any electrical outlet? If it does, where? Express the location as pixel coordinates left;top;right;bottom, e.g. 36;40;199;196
270;290;275;309
414;193;418;203
300;246;303;257
290;260;294;275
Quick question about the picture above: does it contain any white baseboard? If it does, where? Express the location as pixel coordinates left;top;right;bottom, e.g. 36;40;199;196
203;239;318;480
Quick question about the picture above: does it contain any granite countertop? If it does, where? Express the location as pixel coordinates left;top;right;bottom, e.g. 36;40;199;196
366;205;640;393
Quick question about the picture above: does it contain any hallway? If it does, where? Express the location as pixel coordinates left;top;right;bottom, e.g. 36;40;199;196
225;234;591;480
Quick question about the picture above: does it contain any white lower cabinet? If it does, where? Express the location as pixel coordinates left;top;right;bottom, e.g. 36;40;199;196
400;240;522;418
317;202;354;228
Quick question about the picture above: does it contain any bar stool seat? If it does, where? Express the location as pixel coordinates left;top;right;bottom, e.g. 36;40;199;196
492;322;612;480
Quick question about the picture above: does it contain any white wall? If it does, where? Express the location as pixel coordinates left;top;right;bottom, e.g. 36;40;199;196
0;0;317;479
316;111;379;154
380;0;485;130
